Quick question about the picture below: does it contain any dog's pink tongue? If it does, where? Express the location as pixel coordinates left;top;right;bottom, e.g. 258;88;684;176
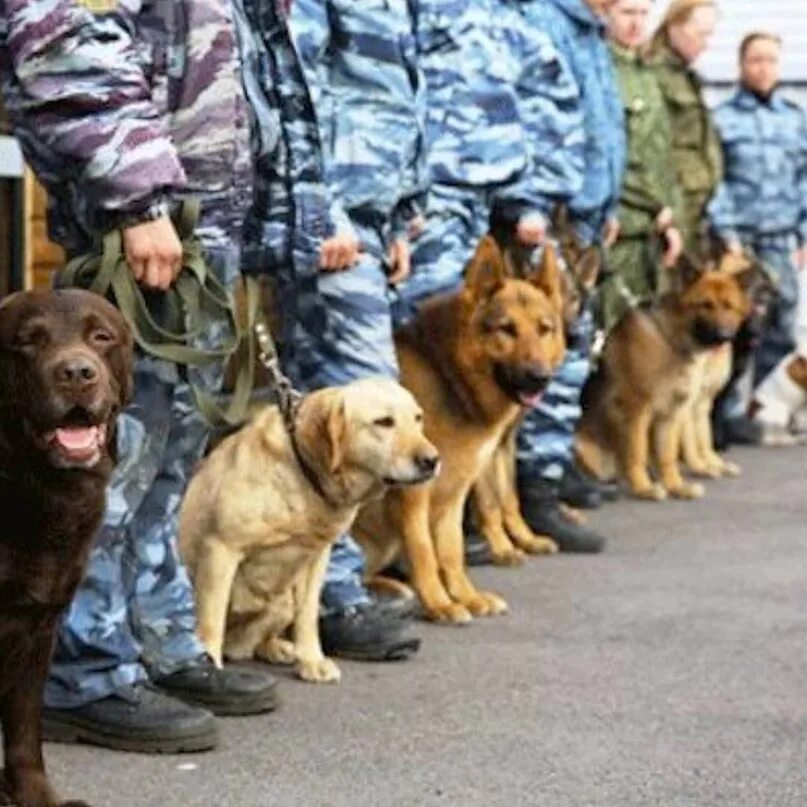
519;391;543;408
54;427;98;452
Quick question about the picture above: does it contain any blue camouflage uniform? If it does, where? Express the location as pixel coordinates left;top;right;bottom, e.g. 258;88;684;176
708;87;807;385
283;0;428;610
513;0;626;486
397;0;563;321
0;0;255;705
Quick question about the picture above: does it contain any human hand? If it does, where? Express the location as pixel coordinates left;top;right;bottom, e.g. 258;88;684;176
320;230;360;271
662;226;684;268
387;238;411;285
122;216;183;291
791;245;807;271
603;217;621;248
655;206;674;233
407;215;426;241
516;213;547;247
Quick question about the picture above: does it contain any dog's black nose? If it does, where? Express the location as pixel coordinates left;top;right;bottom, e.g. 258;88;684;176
523;366;551;387
54;356;98;387
416;453;440;474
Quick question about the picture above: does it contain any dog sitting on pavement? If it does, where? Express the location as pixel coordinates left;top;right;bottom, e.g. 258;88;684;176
179;378;438;684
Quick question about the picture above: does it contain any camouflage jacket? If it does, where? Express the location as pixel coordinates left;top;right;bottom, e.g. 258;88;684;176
502;0;585;217
0;0;253;253
413;0;528;191
648;38;722;206
523;0;625;236
708;87;807;245
611;43;683;238
290;0;428;241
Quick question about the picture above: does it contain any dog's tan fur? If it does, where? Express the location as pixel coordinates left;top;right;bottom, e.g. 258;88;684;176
468;235;600;566
679;254;757;480
576;256;752;501
353;237;566;623
179;378;437;683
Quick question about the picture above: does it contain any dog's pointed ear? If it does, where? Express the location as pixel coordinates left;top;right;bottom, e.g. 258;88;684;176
675;253;706;288
574;247;601;292
529;242;564;308
463;236;511;300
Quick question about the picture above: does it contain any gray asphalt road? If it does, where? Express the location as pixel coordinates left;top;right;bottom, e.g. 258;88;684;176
46;445;807;807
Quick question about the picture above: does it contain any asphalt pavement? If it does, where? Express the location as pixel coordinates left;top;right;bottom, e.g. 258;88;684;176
46;445;807;807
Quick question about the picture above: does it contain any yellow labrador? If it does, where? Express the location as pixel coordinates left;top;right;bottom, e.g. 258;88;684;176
179;378;439;683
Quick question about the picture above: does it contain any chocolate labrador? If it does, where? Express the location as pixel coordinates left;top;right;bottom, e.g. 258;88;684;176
0;290;132;807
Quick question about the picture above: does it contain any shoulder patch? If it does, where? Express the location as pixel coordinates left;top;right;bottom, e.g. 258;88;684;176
76;0;118;12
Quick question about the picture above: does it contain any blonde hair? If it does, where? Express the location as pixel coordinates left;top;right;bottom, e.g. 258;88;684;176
650;0;716;50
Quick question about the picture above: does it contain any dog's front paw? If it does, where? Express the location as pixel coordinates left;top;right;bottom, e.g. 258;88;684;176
297;656;341;684
491;547;526;567
719;460;741;477
687;462;721;479
424;601;473;625
668;481;705;500
514;533;559;555
256;637;297;666
631;482;667;501
479;590;508;616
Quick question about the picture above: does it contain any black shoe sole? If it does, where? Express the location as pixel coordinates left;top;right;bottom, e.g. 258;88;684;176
159;686;280;718
325;636;421;662
42;715;219;754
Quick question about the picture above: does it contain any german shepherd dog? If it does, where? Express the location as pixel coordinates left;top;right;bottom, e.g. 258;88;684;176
353;236;566;622
576;255;754;501
468;213;601;566
679;253;765;479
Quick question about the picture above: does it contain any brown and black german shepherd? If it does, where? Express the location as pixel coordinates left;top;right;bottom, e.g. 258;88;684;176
353;236;566;622
576;254;754;501
468;218;601;566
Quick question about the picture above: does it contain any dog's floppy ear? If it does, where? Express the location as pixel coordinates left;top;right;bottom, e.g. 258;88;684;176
463;236;511;300
529;242;564;310
111;309;134;407
297;388;347;474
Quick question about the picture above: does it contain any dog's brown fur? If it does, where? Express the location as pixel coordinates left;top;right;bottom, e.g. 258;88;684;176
180;378;437;683
679;253;760;479
353;236;566;623
0;290;131;807
468;235;600;565
576;255;753;501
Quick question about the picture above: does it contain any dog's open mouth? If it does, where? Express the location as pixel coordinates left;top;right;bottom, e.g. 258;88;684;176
43;408;108;469
495;365;551;408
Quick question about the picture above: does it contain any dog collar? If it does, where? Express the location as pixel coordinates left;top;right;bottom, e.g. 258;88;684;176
289;429;334;504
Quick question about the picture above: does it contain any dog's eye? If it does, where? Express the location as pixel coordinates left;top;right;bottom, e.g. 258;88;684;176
374;416;395;428
90;329;115;346
700;300;716;312
498;321;518;337
14;328;47;351
538;320;556;337
415;412;424;423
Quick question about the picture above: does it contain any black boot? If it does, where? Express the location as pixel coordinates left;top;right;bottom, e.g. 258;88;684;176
519;479;606;554
153;654;280;716
559;465;619;508
723;415;763;446
42;684;218;754
320;602;421;662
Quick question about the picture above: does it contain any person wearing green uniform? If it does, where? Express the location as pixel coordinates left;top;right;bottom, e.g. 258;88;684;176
601;0;684;330
648;0;721;258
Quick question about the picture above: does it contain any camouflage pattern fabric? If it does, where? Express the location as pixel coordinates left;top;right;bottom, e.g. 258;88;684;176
0;0;252;252
287;1;426;610
708;87;807;383
514;0;624;485
648;37;722;257
598;43;684;331
521;0;625;238
709;88;807;247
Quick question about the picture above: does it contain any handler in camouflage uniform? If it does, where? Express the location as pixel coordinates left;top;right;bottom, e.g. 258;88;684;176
513;0;626;552
648;0;721;258
285;0;426;658
0;0;286;753
396;0;556;322
601;0;684;331
709;33;807;386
